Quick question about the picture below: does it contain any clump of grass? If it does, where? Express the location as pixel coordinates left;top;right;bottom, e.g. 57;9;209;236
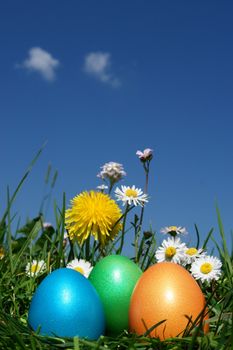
0;147;232;349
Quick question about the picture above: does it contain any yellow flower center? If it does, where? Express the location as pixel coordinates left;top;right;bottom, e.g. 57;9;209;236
125;189;138;197
186;248;198;256
165;246;176;258
74;266;84;275
168;226;178;231
31;264;40;273
200;262;213;274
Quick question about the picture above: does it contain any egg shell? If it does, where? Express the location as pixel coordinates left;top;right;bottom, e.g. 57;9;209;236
89;255;142;335
129;262;208;339
28;268;105;339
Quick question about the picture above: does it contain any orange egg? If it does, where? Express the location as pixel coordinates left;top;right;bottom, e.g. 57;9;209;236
129;262;208;339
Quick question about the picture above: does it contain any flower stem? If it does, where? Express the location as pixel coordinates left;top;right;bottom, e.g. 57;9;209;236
117;204;130;254
108;180;115;195
68;236;74;261
135;160;151;262
85;235;90;260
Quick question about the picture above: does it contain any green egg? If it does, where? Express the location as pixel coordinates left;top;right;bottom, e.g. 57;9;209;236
89;255;142;335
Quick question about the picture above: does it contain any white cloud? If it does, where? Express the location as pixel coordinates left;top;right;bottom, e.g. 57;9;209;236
19;47;60;81
84;52;120;87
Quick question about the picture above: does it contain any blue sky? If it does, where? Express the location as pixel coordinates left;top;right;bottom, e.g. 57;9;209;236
0;1;233;253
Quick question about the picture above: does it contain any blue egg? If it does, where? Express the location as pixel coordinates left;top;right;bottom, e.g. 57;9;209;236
28;268;105;339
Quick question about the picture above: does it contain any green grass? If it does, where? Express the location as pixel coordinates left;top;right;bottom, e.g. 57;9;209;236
0;149;232;349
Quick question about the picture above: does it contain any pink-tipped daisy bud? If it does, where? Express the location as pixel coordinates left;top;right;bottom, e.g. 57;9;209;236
136;148;153;162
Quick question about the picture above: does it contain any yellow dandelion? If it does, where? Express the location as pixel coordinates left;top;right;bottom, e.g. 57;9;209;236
65;191;122;245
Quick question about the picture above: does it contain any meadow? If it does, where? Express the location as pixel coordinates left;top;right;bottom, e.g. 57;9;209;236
0;147;232;350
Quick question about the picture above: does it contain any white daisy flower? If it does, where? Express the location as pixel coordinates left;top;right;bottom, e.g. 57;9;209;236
190;255;222;283
136;148;153;162
96;184;108;191
97;162;126;183
115;185;149;207
155;237;187;264
66;259;93;278
25;260;46;277
160;226;188;236
182;247;205;265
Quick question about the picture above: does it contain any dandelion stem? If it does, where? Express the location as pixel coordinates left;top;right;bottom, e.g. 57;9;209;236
85;235;90;261
68;236;74;261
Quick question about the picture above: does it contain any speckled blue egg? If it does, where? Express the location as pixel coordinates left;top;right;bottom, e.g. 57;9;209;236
28;268;105;339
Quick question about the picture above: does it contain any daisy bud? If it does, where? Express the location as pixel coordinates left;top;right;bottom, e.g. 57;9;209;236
136;148;153;162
